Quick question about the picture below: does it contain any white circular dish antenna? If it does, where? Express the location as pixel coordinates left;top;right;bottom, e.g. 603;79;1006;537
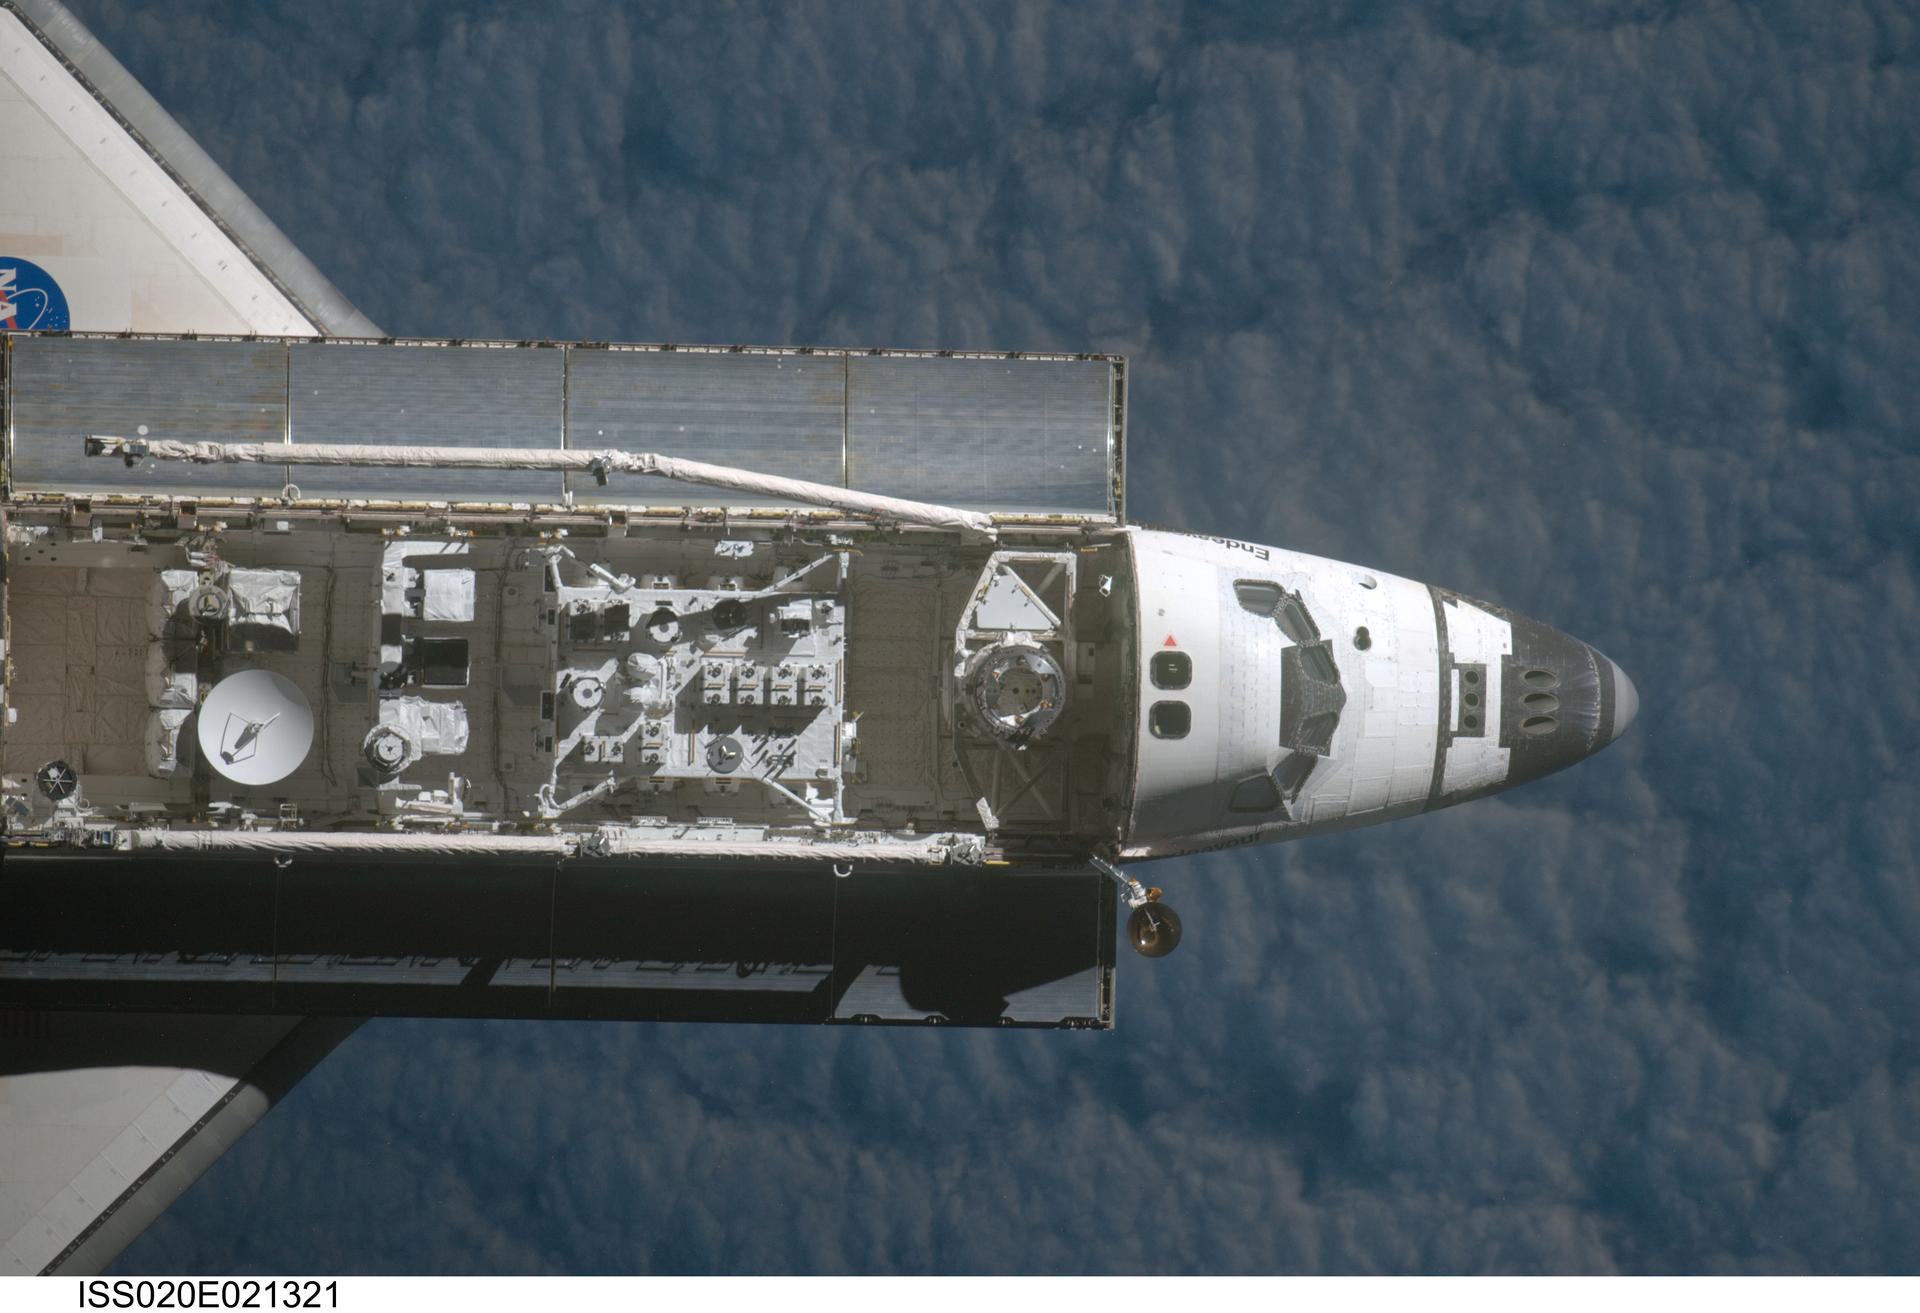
197;670;315;786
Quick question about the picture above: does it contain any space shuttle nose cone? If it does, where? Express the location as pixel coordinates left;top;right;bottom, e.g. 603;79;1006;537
1488;612;1639;794
1600;652;1639;744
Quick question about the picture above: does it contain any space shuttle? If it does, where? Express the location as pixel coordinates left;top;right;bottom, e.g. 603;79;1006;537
0;0;1636;1275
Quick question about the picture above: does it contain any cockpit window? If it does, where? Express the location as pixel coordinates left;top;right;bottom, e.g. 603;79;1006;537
1234;581;1283;616
1234;578;1315;646
1149;700;1191;738
1229;772;1282;813
1236;578;1350;758
1150;651;1191;689
1296;643;1339;682
1274;598;1315;646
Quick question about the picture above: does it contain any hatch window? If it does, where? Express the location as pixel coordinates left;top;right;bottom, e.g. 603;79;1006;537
1150;651;1192;689
1149;700;1191;739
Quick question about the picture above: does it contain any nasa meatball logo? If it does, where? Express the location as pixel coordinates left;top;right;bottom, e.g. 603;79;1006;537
0;257;70;331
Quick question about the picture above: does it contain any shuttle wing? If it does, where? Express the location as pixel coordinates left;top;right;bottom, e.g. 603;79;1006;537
1;1014;363;1276
1;0;379;1274
0;0;376;337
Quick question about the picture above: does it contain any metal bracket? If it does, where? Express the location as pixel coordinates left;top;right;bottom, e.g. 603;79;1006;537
1088;854;1159;909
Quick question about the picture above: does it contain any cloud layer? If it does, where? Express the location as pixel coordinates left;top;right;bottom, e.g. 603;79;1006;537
64;0;1920;1273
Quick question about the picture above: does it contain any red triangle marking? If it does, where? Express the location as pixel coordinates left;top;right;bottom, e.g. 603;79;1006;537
1163;633;1178;647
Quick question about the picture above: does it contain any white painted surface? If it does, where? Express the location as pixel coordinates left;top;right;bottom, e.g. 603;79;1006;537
1126;532;1224;844
1439;597;1514;795
0;9;314;335
1283;565;1440;827
1122;530;1441;857
0;1066;241;1275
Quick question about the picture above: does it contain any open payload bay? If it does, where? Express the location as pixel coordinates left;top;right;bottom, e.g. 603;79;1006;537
1;331;1137;866
0;517;1139;866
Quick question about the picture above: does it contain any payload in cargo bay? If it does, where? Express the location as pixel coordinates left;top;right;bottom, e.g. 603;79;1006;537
1;332;1636;962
